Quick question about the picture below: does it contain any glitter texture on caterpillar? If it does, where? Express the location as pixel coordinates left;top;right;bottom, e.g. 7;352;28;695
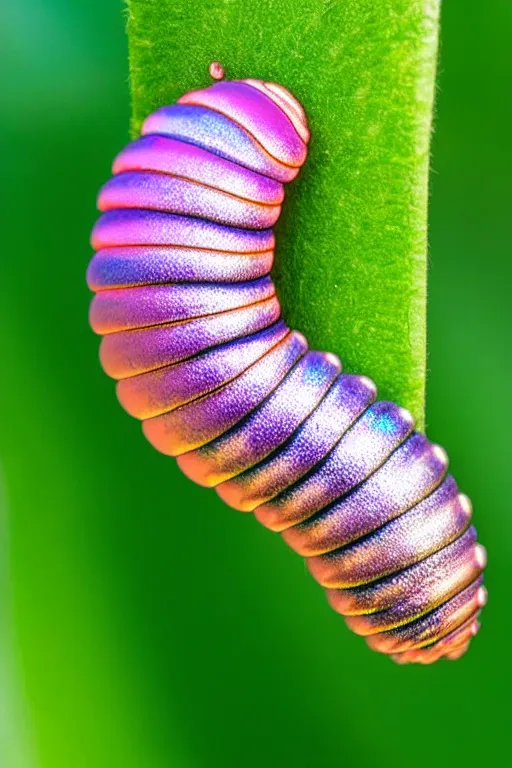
88;72;486;664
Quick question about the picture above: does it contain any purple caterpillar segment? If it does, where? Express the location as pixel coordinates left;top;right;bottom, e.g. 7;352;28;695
283;434;449;557
99;297;281;379
309;476;470;588
89;277;275;334
113;135;284;204
339;529;483;635
142;330;308;456
254;401;415;531
327;526;480;616
218;375;377;512
177;81;307;167
116;321;289;419
365;576;485;654
142;105;299;182
217;374;378;512
88;77;485;663
177;350;342;487
87;246;274;291
392;614;481;664
98;171;281;230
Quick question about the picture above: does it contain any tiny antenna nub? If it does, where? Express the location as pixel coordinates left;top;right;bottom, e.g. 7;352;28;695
209;61;225;80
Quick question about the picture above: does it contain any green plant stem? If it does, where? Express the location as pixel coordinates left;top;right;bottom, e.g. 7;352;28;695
126;0;440;428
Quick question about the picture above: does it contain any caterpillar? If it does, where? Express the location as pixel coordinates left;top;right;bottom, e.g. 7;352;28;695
88;64;486;664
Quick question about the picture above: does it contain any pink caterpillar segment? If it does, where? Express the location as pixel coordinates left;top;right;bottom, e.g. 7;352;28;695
113;136;284;204
177;81;307;168
98;172;281;230
88;75;485;664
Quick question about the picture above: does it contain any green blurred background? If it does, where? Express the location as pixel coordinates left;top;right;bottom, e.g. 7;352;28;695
0;2;510;767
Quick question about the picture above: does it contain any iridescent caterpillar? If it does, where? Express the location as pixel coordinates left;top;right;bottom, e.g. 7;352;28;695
88;67;486;664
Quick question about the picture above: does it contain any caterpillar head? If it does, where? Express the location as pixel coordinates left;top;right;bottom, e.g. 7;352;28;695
141;76;310;184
